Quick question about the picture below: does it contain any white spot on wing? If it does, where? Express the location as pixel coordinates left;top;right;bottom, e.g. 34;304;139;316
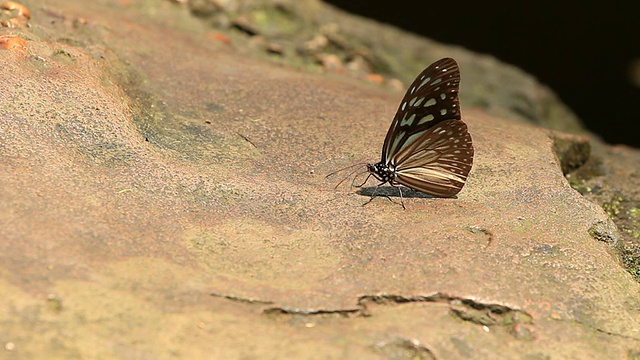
390;131;405;156
400;114;416;126
424;98;436;107
418;114;434;124
417;77;431;91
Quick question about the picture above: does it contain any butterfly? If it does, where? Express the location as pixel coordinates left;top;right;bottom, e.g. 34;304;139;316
334;58;474;208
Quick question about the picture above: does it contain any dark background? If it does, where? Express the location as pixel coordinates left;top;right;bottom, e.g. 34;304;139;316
323;1;640;147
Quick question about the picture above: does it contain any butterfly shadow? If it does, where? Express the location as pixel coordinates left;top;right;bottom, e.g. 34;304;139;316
356;186;444;199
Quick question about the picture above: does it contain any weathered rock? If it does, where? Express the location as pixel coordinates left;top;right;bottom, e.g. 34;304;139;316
1;0;639;359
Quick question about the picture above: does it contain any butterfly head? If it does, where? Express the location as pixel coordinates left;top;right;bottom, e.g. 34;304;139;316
367;162;395;184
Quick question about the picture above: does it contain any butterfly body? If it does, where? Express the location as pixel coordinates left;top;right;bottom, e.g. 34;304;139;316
364;58;474;203
367;162;395;184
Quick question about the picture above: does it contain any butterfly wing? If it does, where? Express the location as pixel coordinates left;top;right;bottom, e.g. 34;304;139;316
381;58;462;164
392;119;473;196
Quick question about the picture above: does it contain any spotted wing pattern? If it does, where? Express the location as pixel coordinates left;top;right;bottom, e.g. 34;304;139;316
381;58;462;164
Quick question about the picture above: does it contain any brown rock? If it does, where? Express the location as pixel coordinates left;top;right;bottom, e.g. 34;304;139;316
0;0;639;359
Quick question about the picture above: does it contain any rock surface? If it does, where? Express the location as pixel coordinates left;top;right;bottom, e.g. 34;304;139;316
1;0;639;359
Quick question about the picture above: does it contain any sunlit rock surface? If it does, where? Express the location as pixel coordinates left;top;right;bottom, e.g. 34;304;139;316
1;0;639;358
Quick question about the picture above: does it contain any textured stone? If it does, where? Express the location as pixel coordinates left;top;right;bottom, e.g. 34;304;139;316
1;0;639;359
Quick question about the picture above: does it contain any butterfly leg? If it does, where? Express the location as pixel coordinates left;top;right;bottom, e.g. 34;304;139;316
353;173;372;188
397;186;406;209
362;182;387;207
362;183;406;208
383;183;405;209
362;183;380;206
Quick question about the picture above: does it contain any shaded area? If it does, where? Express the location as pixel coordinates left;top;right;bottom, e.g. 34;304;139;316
356;186;438;199
322;0;640;148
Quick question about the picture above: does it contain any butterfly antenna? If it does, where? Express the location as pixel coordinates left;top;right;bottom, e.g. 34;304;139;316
325;162;367;178
326;163;369;190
